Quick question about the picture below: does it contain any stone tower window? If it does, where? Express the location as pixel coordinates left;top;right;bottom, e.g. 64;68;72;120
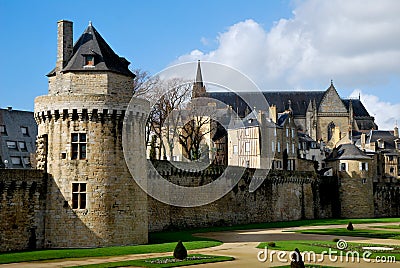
71;133;87;160
84;55;94;66
72;182;87;209
0;125;7;135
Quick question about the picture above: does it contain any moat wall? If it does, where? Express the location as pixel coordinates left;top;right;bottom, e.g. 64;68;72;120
1;165;399;252
0;169;46;251
148;161;337;232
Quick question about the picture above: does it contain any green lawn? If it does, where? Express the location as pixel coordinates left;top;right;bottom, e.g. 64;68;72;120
371;224;400;230
276;265;338;268
71;254;234;268
0;241;220;265
294;228;400;239
1;217;399;264
258;240;400;261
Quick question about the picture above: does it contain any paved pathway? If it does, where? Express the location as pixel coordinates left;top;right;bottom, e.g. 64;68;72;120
1;222;399;268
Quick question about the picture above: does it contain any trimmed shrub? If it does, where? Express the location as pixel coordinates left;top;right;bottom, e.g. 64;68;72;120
332;238;340;242
173;240;188;260
268;242;276;247
347;222;354;231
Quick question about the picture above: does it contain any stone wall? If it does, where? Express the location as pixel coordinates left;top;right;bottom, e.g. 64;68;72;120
0;169;46;251
148;162;320;232
374;182;400;217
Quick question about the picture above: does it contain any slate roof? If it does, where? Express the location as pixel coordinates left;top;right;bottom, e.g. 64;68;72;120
357;130;399;150
209;90;375;120
48;23;134;78
342;99;370;117
326;144;371;161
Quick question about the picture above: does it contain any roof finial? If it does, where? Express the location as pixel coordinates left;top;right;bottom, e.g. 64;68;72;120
330;79;333;86
89;21;92;27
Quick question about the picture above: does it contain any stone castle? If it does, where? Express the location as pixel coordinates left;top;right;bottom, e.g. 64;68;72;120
0;20;399;252
34;20;148;247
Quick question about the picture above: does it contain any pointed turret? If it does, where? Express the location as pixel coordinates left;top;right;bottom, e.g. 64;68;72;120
192;60;207;99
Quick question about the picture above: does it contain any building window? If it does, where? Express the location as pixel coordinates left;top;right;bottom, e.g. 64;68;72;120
292;143;295;154
390;167;395;174
0;125;6;135
360;162;368;171
72;183;87;209
274;128;277;136
328;122;335;141
277;141;281;152
6;141;17;149
11;156;22;166
362;178;367;184
271;141;275;152
388;155;394;161
286;142;289;152
18;141;27;151
20;126;29;136
71;133;87;160
291;128;295;138
340;162;347;171
245;142;250;152
233;145;238;154
84;55;94;66
23;157;30;167
286;128;289;137
245;128;249;136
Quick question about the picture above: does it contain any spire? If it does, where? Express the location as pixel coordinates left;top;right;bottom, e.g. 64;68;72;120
192;60;207;99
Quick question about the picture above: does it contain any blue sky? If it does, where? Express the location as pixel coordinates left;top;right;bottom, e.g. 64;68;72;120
0;0;399;129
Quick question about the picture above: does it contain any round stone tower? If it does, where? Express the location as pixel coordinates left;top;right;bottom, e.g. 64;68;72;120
34;20;149;248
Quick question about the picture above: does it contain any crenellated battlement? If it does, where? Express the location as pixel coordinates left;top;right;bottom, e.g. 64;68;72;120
34;94;149;124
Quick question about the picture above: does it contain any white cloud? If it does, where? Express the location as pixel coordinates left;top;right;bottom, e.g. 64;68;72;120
174;0;400;129
350;89;400;130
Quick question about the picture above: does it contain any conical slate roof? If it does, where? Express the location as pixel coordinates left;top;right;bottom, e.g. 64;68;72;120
48;22;134;78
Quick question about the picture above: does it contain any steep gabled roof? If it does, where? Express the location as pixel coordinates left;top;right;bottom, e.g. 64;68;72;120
326;144;371;161
342;99;371;117
48;22;134;78
209;91;326;117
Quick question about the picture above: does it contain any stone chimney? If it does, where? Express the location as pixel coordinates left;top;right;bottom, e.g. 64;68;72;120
269;105;277;123
56;20;73;72
394;125;399;138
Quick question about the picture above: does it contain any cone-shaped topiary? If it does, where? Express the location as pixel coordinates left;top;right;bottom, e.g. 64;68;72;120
173;240;188;260
347;221;354;231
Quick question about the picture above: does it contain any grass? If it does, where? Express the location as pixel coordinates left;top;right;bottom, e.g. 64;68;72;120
71;254;234;268
166;217;400;234
258;240;400;261
276;265;337;268
1;217;399;264
0;241;220;265
294;228;400;239
371;224;400;230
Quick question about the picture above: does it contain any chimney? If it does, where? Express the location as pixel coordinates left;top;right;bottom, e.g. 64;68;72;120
361;133;366;150
56;20;73;72
269;105;277;123
395;125;399;138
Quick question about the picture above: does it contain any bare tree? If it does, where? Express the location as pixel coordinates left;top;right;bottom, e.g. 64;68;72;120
177;101;218;161
144;78;192;159
132;68;155;97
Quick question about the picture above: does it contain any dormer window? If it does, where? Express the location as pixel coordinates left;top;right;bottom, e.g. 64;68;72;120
377;138;384;149
84;55;95;67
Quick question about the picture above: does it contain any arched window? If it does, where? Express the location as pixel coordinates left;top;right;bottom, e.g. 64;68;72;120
328;122;335;141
